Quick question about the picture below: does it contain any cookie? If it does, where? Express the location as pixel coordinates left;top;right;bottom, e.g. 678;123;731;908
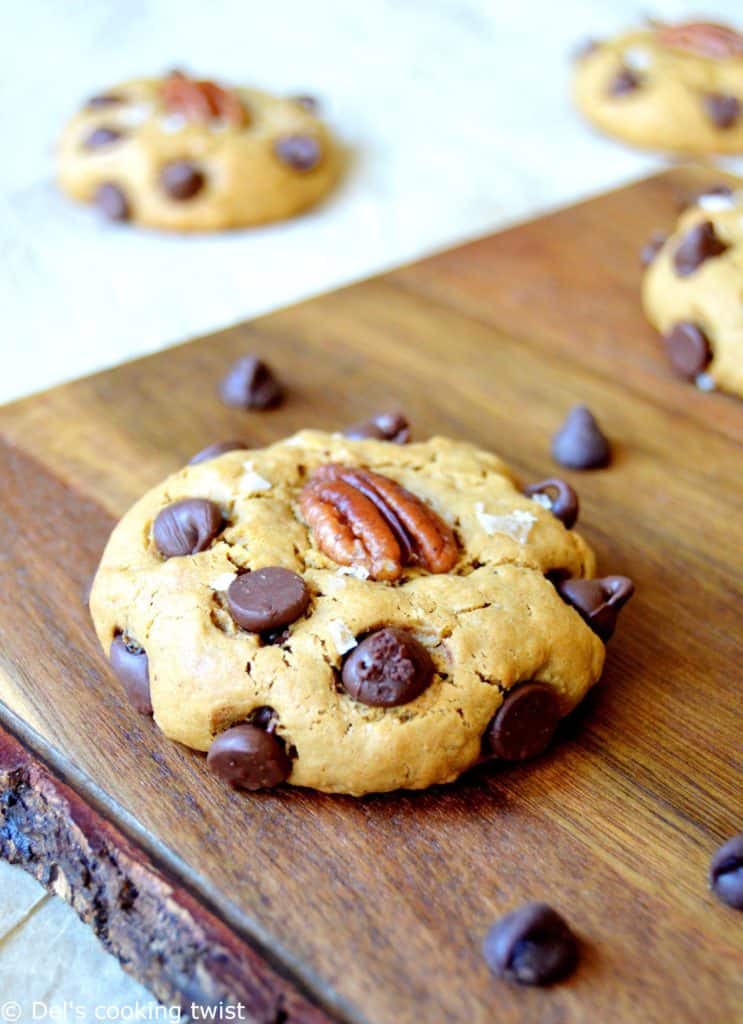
89;431;633;795
58;71;340;230
573;21;743;154
641;187;743;398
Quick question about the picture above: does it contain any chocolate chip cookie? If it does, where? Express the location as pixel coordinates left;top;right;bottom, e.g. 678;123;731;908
89;431;633;795
573;21;743;154
642;187;743;397
58;71;340;230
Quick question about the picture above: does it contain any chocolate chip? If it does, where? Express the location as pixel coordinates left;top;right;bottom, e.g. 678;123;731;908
703;93;741;130
663;322;713;380
640;230;668;266
343;410;411;444
84;127;125;149
160;160;206;200
86;93;125;108
557;575;634;641
219;355;283;410
249;706;279;732
485;683;561;761
551;406;610;470
291;94;319;112
709;834;743;910
673;220;728;277
523;479;579;529
153;498;223;558
341;628;433;707
110;634;152;715
207;724;291;790
274;134;322;171
483;902;578;986
189;440;247;465
608;66;641;97
227;567;309;632
95;182;130;222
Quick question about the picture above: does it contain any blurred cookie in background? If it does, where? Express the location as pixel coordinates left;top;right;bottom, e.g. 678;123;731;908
572;21;743;154
57;70;341;230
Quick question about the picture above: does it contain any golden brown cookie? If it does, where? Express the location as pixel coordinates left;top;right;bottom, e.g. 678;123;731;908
58;72;340;230
89;431;634;795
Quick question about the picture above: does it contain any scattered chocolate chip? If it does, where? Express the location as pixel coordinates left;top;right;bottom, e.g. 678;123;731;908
485;683;561;761
608;66;641;97
207;724;290;790
153;498;223;558
573;38;600;61
110;634;152;715
557;575;634;641
86;93;125;108
227;567;309;632
274;134;322;171
341;628;433;707
160;160;206;200
95;182;130;222
343;410;411;444
219;355;283;410
551;406;610;470
640;230;668;266
523;479;579;529
84;127;125;149
189;440;247;465
664;322;713;380
709;834;743;910
703;93;741;130
483;903;578;986
673;220;728;277
291;94;319;112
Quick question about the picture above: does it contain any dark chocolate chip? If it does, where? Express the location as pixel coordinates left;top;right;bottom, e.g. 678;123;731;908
291;94;320;112
153;498;223;558
227;567;309;632
640;230;668;266
557;575;634;641
703;93;741;130
608;66;641;97
84;127;125;149
219;355;283;410
663;322;713;380
207;724;291;790
160;160;206;200
523;479;579;529
189;440;248;465
709;834;743;910
86;93;125;108
341;628;433;707
343;410;411;444
551;406;610;470
274;134;322;171
483;902;578;986
673;220;728;277
95;182;130;222
485;682;561;761
249;706;279;732
110;634;152;715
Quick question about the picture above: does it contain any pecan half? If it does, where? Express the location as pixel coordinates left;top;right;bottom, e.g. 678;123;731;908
162;71;248;127
299;464;458;581
654;21;743;59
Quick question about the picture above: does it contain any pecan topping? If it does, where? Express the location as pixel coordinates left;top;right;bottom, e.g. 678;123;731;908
654;21;743;59
162;71;248;127
299;464;458;581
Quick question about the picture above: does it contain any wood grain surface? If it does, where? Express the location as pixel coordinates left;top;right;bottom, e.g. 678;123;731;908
0;166;741;1024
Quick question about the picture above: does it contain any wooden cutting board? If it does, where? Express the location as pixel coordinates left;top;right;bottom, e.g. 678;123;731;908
0;166;741;1024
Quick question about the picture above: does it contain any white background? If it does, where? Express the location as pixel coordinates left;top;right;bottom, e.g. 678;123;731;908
1;0;741;1015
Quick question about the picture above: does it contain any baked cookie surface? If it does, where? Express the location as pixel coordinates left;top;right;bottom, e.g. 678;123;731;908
642;188;743;398
58;72;340;230
90;431;630;796
573;21;743;154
